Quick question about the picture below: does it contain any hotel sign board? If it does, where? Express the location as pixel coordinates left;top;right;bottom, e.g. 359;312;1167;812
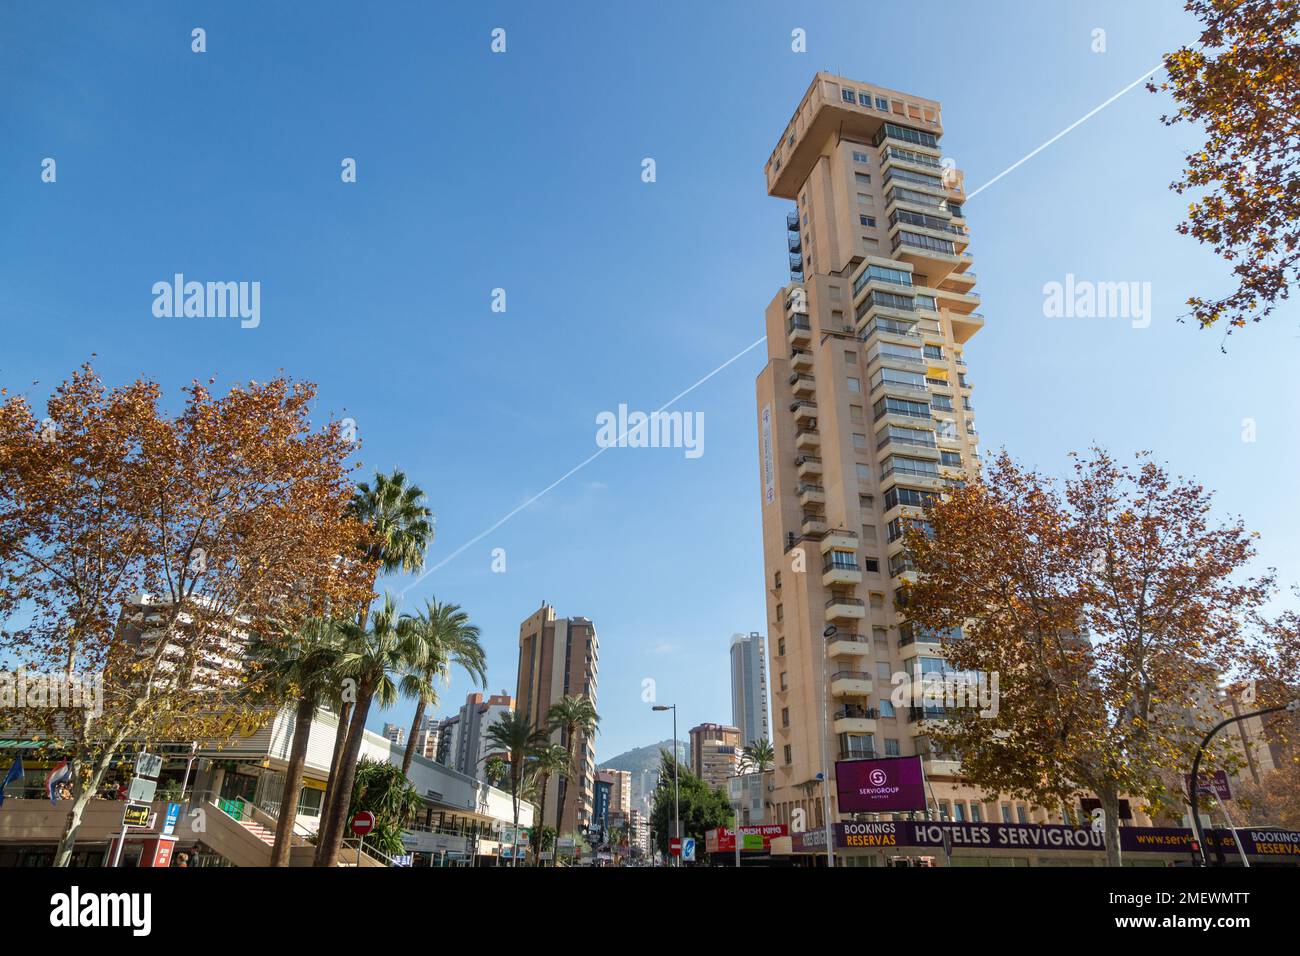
789;822;1300;857
836;756;926;813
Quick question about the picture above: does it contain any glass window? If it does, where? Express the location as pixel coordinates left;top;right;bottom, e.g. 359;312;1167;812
878;699;896;718
885;738;901;756
853;433;867;450
847;377;861;393
842;88;856;103
856;463;871;481
852;150;870;163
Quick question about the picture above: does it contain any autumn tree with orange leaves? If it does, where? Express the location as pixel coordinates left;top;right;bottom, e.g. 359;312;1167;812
0;365;375;866
1151;0;1300;337
900;448;1275;865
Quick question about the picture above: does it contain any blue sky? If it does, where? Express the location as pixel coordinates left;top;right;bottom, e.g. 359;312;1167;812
3;1;1297;761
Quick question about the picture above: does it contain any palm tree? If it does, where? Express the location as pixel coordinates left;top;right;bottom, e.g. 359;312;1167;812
248;618;343;866
484;710;545;866
314;595;419;867
740;738;775;775
319;471;433;859
546;694;600;836
347;758;422;859
398;598;486;774
526;742;573;867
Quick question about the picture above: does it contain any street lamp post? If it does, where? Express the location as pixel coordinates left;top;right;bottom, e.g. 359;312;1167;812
1188;698;1299;866
653;703;680;867
819;626;837;868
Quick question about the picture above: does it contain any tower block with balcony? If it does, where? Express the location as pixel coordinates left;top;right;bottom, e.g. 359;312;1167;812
755;75;985;833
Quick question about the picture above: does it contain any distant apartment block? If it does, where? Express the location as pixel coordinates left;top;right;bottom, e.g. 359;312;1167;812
689;723;741;790
730;631;771;747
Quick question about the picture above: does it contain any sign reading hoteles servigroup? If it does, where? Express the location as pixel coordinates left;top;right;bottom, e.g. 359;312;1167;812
790;821;1300;859
835;756;927;813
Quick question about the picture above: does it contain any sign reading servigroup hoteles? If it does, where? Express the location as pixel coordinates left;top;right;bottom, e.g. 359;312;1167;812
835;756;927;813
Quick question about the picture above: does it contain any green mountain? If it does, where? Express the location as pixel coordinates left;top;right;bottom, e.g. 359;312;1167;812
599;738;689;817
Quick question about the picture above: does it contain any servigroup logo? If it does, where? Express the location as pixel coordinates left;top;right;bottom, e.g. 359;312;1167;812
869;769;887;787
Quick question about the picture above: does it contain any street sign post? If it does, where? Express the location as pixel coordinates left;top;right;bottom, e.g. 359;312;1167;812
127;776;158;804
350;810;376;835
669;837;682;857
122;803;151;828
682;837;696;862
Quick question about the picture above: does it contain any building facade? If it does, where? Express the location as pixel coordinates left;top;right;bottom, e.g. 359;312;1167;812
516;603;600;835
452;691;515;777
382;723;406;747
730;631;771;748
757;73;992;830
689;723;741;790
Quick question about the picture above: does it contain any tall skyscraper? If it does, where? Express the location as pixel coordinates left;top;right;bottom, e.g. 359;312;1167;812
730;632;770;748
756;75;984;830
452;691;515;777
516;603;600;834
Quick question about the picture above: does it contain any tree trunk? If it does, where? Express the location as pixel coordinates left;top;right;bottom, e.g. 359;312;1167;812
511;779;520;868
272;696;315;866
1100;787;1123;867
401;697;426;775
52;772;94;867
314;699;352;861
315;682;375;867
534;779;549;868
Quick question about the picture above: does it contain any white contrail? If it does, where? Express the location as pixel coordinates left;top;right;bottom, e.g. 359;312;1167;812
402;334;769;590
966;63;1163;200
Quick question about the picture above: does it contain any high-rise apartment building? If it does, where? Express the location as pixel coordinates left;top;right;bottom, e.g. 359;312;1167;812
757;74;983;830
730;632;770;748
382;723;406;747
516;603;600;834
597;768;632;818
433;715;459;768
452;691;515;777
689;723;741;789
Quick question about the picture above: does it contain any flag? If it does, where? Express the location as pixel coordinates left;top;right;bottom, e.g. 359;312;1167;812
0;756;23;808
45;760;71;804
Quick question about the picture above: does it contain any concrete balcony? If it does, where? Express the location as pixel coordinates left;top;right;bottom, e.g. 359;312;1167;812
833;715;878;735
822;563;862;587
788;320;812;347
826;632;870;658
790;373;816;397
921;755;962;777
791;400;818;424
796;455;823;480
824;596;866;622
830;671;874;697
791;349;813;371
801;513;828;536
798;484;826;507
820;529;858;553
794;428;820;451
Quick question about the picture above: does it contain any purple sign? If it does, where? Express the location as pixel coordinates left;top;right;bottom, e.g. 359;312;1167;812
836;756;927;813
1185;770;1232;801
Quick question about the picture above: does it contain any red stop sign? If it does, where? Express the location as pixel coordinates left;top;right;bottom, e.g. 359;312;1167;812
669;838;682;856
350;810;376;836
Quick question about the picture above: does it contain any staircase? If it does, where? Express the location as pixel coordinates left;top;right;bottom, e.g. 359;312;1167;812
238;818;276;846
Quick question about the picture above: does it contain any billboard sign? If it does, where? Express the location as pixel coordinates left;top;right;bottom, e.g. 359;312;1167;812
707;824;789;853
592;779;612;828
836;756;927;813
